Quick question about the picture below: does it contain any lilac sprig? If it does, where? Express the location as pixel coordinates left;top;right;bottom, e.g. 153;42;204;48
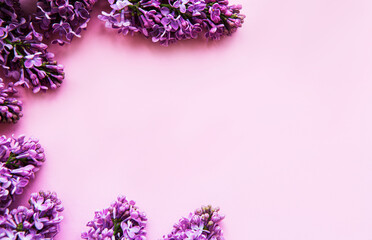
99;0;245;46
0;191;64;239
34;0;98;45
0;135;45;212
82;196;147;240
0;0;64;93
163;205;225;240
0;78;22;123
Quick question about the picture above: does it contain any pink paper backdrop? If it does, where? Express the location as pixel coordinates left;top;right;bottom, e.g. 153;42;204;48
2;0;372;239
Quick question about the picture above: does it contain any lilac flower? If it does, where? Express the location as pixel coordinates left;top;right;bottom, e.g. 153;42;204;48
98;11;120;28
0;191;64;239
34;0;98;44
163;205;225;240
82;196;147;240
111;0;132;10
52;21;71;40
0;135;45;212
24;54;43;68
0;0;65;93
187;1;206;17
176;0;190;13
0;79;23;123
99;0;245;46
209;3;221;23
121;220;141;238
203;19;225;40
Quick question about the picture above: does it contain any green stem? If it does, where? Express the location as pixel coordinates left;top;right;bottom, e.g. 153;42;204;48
5;153;29;169
16;222;23;232
4;38;27;66
112;218;123;236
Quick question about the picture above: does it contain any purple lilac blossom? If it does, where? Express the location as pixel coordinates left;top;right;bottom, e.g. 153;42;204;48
34;0;98;44
0;0;64;93
99;0;245;45
0;191;64;239
81;196;147;240
0;78;23;123
163;205;225;240
0;135;45;212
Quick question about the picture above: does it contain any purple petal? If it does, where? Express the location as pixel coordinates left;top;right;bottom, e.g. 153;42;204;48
161;7;170;16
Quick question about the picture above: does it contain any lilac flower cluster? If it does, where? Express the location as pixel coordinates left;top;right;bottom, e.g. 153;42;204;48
82;196;147;240
0;135;45;212
0;0;64;93
99;0;245;45
34;0;98;45
0;191;64;239
163;205;225;240
0;78;22;123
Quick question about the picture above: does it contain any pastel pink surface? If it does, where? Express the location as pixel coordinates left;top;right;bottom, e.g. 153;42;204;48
3;0;372;239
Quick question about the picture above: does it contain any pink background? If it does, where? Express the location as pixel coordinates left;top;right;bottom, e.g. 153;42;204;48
2;0;372;239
